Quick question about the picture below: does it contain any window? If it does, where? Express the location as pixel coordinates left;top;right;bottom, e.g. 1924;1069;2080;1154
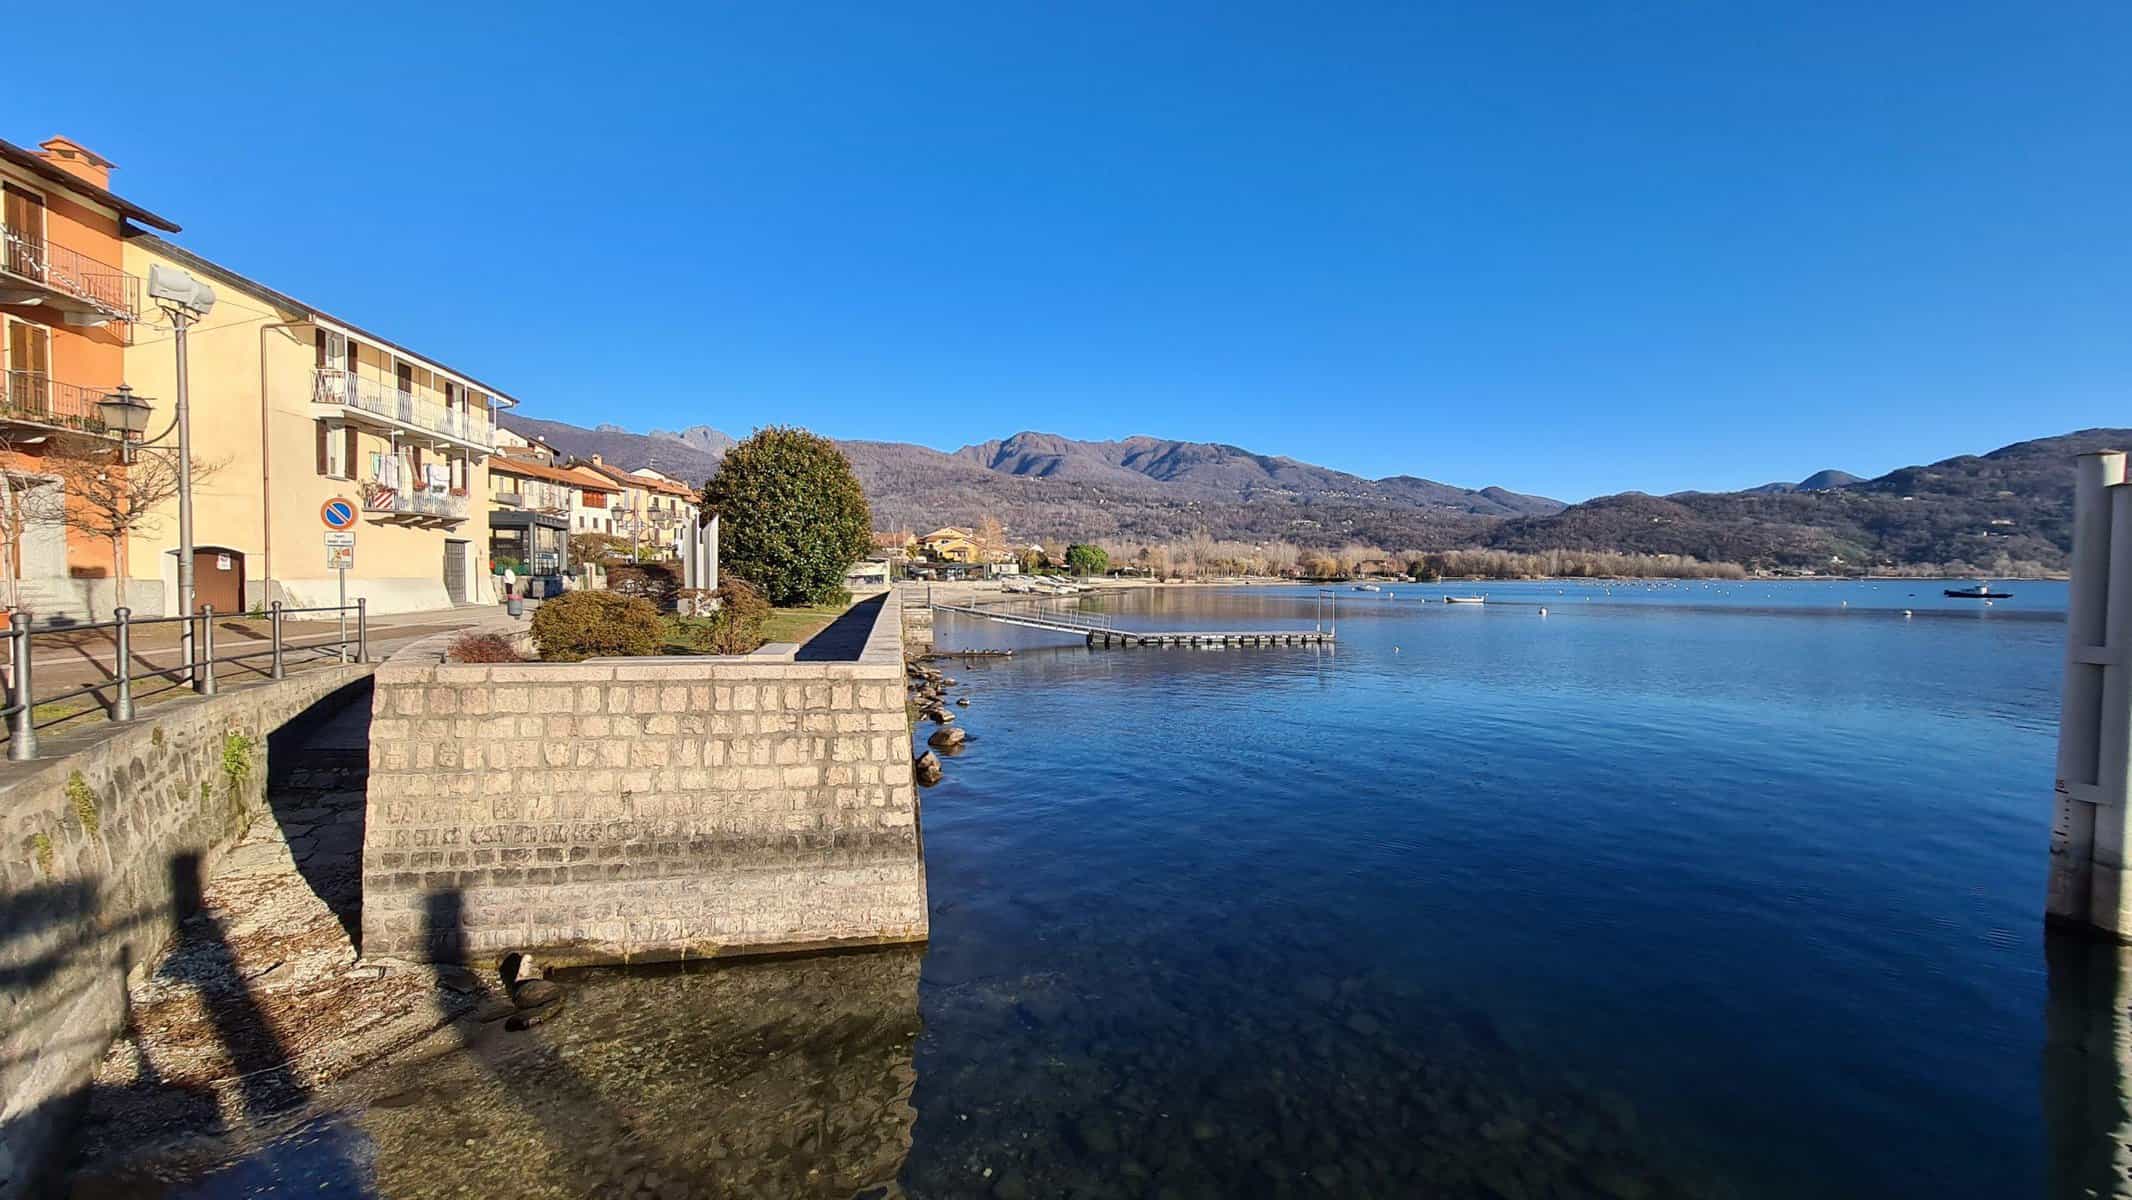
315;420;356;479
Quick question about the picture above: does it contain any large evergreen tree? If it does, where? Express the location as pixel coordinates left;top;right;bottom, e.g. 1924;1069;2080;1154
704;427;873;605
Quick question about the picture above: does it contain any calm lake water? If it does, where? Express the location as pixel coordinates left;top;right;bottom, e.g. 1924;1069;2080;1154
906;579;2071;1200
77;579;2102;1199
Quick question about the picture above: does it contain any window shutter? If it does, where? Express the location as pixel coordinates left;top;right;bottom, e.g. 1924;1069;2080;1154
314;328;326;368
315;421;329;475
343;426;358;479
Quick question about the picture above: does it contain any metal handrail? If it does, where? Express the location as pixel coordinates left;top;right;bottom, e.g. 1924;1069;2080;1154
312;369;494;446
2;599;367;760
0;224;140;321
0;370;122;437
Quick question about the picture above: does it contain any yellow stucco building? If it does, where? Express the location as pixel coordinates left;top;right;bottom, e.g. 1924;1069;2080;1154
119;234;517;615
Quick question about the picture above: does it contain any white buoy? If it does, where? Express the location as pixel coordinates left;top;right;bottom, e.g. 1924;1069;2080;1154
1903;609;1913;618
1539;608;1548;616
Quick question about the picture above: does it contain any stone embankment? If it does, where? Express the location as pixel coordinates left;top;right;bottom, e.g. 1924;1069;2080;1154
0;663;371;1199
362;593;927;967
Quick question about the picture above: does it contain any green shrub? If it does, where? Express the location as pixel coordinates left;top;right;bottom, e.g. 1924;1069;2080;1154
705;578;770;655
703;427;872;605
1064;543;1109;576
532;591;664;661
66;772;98;838
222;730;256;800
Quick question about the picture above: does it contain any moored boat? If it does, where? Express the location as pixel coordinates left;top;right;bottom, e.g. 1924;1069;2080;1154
1944;582;2012;599
1444;595;1486;604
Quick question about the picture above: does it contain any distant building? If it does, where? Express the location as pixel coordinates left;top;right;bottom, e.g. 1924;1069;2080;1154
579;455;702;561
845;559;891;594
919;526;980;563
487;453;597;588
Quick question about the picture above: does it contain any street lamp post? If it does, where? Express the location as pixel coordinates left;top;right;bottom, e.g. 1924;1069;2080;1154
96;267;214;690
144;265;215;627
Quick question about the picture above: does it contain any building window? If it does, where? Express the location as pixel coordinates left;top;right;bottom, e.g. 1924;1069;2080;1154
315;420;356;479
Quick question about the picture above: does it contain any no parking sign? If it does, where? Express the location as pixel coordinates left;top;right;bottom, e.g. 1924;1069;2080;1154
321;498;357;531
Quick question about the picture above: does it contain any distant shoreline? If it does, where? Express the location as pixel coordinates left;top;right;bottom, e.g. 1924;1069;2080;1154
1069;573;2072;587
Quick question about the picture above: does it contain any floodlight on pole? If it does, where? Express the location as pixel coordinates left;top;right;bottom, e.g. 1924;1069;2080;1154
146;264;216;316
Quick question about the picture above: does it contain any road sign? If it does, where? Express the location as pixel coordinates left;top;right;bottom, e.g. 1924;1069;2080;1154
327;545;354;571
325;531;355;548
321;498;357;530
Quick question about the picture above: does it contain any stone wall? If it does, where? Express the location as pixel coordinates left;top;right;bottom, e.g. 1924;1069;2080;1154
897;583;934;651
0;664;372;1199
362;594;926;967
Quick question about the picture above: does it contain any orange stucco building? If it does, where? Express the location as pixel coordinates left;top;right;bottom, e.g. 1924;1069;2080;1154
0;135;181;619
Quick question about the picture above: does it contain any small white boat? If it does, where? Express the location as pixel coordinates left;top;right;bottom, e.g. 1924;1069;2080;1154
1352;584;1382;592
1444;595;1486;604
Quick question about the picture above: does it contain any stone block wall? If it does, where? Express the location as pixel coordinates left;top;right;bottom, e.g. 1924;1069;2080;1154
362;595;926;966
897;583;933;651
0;665;372;1199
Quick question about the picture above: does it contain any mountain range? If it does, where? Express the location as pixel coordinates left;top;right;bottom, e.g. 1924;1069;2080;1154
500;413;2114;572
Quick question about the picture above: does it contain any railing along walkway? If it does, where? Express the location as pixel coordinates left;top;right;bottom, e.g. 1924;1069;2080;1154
2;601;368;760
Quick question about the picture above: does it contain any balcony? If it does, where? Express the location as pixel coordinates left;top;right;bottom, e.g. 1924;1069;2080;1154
0;225;139;325
313;369;494;449
360;479;469;524
0;370;120;438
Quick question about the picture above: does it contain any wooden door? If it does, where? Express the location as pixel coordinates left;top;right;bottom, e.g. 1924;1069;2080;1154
6;320;50;415
2;185;45;279
192;548;244;615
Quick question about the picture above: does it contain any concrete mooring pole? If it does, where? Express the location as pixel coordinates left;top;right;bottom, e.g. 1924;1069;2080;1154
2052;450;2131;935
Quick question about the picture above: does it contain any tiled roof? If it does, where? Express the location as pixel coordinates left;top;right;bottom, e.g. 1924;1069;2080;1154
493;454;614;490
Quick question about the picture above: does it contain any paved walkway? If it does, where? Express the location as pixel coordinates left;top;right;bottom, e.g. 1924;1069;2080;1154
794;595;888;661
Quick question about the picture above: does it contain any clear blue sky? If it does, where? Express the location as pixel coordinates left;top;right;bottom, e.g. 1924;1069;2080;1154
13;2;2128;501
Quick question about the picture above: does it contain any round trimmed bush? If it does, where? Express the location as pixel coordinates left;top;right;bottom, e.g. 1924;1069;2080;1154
530;591;664;662
703;426;872;606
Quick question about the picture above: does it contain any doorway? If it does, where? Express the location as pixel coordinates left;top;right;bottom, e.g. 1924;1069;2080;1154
443;539;468;605
192;547;244;615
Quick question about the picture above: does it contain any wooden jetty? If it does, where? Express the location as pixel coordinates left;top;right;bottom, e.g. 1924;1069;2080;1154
929;600;1333;648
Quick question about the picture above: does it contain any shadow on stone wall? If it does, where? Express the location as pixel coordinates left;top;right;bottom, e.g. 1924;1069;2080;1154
2;671;370;1200
16;853;347;1198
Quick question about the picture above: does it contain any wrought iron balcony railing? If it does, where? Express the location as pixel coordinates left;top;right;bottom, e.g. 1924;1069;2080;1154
0;370;115;436
360;479;470;521
1;225;140;322
313;369;494;447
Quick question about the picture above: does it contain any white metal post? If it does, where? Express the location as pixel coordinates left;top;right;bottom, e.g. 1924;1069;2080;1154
2053;450;2128;930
